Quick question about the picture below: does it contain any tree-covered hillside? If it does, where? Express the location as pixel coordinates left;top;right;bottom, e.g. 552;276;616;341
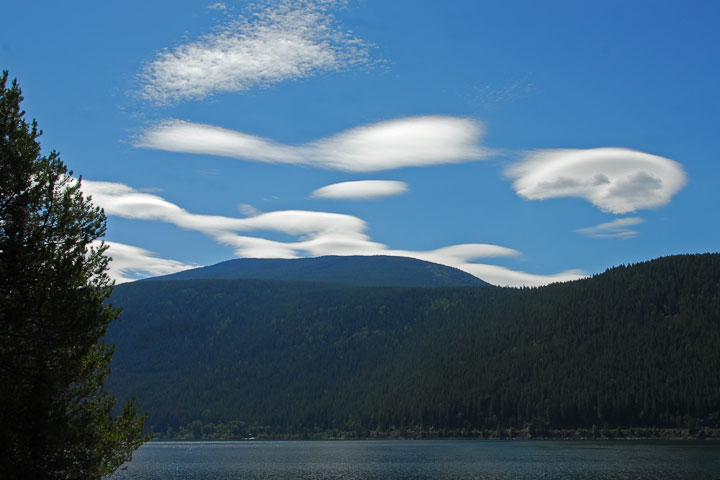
106;254;720;438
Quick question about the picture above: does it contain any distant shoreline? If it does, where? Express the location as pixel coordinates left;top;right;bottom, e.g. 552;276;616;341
149;427;720;442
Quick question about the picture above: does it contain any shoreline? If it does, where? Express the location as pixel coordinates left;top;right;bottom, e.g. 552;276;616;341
149;427;720;442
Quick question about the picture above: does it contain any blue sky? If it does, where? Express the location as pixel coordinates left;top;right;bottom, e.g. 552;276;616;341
3;0;719;285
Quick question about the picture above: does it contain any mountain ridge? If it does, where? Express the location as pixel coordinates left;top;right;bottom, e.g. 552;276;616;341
145;254;489;287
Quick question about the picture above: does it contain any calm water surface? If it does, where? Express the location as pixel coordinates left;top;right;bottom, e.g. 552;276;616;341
111;440;720;480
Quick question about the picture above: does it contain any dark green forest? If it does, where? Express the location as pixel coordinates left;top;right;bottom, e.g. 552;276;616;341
106;254;720;439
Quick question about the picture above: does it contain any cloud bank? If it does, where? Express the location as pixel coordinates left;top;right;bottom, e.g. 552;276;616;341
506;148;687;214
139;0;372;103
576;217;644;240
136;116;487;172
83;179;582;287
310;180;409;200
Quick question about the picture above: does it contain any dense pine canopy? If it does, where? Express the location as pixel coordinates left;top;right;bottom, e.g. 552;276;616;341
107;253;720;438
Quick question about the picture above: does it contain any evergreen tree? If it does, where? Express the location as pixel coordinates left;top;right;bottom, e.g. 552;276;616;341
0;71;146;479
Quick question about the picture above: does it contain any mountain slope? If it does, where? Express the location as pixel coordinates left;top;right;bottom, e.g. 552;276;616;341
106;254;720;437
146;255;488;287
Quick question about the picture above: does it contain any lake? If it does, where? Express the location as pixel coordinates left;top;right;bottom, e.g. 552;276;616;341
111;440;720;479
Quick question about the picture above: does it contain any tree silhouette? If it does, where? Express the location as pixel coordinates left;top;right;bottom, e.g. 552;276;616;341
0;71;146;480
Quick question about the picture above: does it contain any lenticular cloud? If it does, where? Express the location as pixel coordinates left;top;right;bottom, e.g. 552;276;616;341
136;116;487;172
505;148;687;214
310;180;409;200
138;1;373;104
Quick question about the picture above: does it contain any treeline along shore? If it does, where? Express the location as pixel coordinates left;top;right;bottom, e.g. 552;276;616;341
153;421;719;441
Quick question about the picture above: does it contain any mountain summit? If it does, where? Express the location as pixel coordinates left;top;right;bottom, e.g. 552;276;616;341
146;255;488;287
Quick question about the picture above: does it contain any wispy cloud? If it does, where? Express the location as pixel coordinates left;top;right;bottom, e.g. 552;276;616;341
238;203;261;216
470;77;535;111
310;180;408;200
136;116;488;172
84;179;582;287
100;241;196;284
505;148;687;214
576;217;644;240
138;0;373;104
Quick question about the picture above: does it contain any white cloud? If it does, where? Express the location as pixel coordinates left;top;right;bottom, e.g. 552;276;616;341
136;116;488;172
139;0;372;103
310;180;409;200
240;209;367;235
305;116;487;171
82;180;368;237
84;179;585;287
459;263;586;288
407;244;522;265
213;234;304;259
385;245;585;287
100;241;196;284
576;217;644;240
505;148;687;214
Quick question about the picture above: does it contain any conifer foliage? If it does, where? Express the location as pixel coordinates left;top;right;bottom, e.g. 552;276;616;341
108;254;720;437
0;71;146;479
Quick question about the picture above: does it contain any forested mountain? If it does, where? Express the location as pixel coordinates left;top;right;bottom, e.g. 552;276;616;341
106;254;720;438
146;255;488;287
